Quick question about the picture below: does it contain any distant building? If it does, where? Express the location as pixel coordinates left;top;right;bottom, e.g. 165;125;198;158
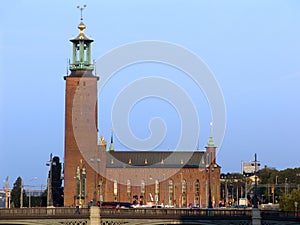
242;161;261;175
24;190;44;197
63;16;221;208
0;190;5;208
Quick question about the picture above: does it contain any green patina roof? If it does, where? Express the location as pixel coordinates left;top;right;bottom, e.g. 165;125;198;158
109;143;115;152
207;136;215;147
69;21;94;72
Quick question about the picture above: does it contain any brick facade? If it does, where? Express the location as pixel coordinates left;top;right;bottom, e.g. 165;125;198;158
63;20;221;208
63;74;99;206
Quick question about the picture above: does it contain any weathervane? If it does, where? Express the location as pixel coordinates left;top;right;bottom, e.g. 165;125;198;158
77;4;87;21
209;121;213;135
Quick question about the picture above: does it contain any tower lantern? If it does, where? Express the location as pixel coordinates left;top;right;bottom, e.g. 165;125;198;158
69;5;94;73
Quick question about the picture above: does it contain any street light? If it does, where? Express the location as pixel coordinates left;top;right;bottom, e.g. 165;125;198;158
163;173;166;206
46;153;56;207
253;153;259;209
20;178;23;208
206;164;213;208
90;158;100;205
99;179;103;205
4;177;9;208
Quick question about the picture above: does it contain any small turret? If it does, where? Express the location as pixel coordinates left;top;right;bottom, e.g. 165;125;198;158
109;131;115;152
206;122;217;165
207;136;215;148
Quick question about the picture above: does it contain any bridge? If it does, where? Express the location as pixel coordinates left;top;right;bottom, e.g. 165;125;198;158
0;207;299;225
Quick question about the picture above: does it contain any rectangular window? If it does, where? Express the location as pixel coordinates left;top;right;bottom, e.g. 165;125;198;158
113;180;118;196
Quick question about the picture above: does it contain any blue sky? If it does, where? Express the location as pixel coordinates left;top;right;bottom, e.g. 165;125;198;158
1;0;300;188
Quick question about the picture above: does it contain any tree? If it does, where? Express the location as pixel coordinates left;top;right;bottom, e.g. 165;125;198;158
258;167;278;184
279;189;300;211
51;156;64;206
10;177;26;208
255;166;300;205
40;189;48;207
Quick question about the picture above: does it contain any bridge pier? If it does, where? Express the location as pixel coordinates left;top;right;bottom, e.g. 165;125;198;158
252;208;261;225
89;206;100;225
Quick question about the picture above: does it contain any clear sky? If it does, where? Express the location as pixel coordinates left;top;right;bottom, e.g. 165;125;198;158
1;0;300;189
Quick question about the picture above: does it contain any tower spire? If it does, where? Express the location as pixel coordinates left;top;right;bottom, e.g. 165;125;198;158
206;122;217;166
207;121;215;147
109;128;115;151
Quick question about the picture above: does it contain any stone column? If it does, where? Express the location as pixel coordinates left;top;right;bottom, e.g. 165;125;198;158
89;206;100;225
252;208;261;225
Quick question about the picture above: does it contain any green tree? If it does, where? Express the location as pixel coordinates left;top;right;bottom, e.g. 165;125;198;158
258;167;278;184
41;189;48;207
256;166;300;204
10;177;27;208
51;156;64;206
279;189;300;211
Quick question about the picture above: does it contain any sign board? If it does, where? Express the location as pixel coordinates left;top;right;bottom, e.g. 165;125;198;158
242;161;260;174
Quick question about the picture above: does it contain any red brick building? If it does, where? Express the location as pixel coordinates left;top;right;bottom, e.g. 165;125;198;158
63;19;220;208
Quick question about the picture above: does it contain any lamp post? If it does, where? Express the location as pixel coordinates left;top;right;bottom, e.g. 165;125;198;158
5;177;9;208
20;178;23;208
253;153;258;208
46;153;55;207
206;164;213;208
99;179;103;205
163;173;166;206
90;158;100;205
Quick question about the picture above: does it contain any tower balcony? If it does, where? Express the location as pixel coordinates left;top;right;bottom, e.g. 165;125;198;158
69;62;94;71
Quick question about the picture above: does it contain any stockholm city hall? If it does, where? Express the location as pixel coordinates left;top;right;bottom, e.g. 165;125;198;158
63;15;220;208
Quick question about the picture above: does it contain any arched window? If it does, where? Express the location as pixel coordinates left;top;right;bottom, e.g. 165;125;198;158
127;179;131;202
195;179;200;205
168;180;173;205
182;179;187;194
81;167;86;200
141;179;145;195
75;166;80;197
155;179;159;203
155;179;159;195
195;179;200;195
127;179;131;194
113;180;118;196
181;179;187;207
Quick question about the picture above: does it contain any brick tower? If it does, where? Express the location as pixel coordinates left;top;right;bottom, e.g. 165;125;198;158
63;15;99;206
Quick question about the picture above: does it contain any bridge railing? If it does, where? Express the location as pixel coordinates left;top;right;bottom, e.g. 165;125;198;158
1;207;298;221
99;208;252;219
261;210;300;220
0;207;89;219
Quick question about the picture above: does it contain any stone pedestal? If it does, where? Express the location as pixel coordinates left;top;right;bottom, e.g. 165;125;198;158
252;208;261;225
89;206;100;225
